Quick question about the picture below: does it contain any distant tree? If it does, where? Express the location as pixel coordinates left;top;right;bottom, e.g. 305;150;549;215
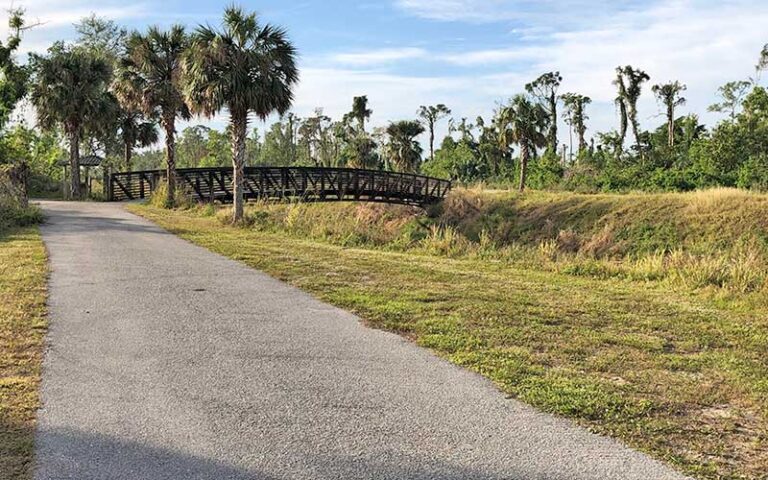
119;112;159;171
350;96;372;132
525;71;562;152
708;81;752;119
184;6;298;222
561;93;591;155
417;104;451;163
177;125;211;168
621;66;650;151
757;43;768;74
29;45;112;199
0;9;32;134
115;26;190;207
74;15;127;58
298;109;330;165
652;81;687;147
449;117;475;143
496;94;548;191
385;120;425;172
612;68;629;155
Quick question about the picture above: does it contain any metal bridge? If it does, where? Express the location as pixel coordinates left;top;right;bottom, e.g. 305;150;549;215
109;166;451;206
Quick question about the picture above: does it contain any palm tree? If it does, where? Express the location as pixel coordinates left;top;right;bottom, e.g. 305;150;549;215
29;45;112;199
652;81;686;147
184;6;298;222
496;94;548;192
350;96;372;132
114;25;190;207
560;93;592;155
119;111;159;171
525;71;562;152
417;104;451;163
385;120;425;172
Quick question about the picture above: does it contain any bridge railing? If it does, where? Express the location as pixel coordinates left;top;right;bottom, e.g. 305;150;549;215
109;166;451;206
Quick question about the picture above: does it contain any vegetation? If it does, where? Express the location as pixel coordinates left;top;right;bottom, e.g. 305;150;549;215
130;188;768;479
0;226;48;479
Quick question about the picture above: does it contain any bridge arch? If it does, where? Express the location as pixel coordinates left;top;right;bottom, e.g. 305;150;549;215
109;166;451;207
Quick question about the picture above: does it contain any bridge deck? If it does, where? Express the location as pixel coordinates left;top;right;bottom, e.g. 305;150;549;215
109;167;451;206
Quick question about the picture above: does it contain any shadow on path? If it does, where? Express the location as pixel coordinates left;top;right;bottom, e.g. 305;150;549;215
36;426;505;480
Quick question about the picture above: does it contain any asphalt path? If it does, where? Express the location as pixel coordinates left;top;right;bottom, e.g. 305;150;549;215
34;200;689;480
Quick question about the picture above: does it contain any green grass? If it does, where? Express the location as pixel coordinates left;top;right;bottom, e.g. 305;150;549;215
131;198;768;480
0;226;48;480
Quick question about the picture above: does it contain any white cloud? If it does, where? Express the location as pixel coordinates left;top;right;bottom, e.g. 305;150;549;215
438;46;546;65
329;47;427;66
394;0;516;22
394;0;638;25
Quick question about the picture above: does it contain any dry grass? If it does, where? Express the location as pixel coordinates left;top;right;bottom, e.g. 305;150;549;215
0;226;47;480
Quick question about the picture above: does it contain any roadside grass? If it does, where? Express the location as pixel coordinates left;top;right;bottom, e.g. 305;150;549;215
131;202;768;480
0;226;47;480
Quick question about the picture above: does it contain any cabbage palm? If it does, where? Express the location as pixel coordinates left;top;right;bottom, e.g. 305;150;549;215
385;120;425;172
496;94;548;192
350;95;372;132
184;6;298;222
30;45;112;199
114;25;190;207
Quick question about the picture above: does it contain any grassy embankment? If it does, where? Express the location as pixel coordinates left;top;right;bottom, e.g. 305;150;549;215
0;201;47;480
130;187;768;480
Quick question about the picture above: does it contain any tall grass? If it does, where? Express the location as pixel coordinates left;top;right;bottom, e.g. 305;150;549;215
182;187;768;298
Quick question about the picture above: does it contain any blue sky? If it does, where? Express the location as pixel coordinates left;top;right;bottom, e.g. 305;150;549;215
8;0;768;144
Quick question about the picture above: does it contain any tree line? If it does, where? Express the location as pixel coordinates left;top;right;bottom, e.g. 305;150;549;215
1;6;768;221
130;50;768;195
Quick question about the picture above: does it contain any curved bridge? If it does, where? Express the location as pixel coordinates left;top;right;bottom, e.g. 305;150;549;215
109;166;451;206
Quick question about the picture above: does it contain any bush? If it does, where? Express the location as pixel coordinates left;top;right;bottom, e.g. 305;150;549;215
148;181;194;209
0;198;43;232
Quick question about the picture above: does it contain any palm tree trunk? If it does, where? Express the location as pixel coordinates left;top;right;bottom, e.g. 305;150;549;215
549;94;558;152
618;101;627;155
519;140;529;192
68;129;81;200
164;115;176;208
429;123;435;163
667;104;675;148
231;111;248;223
629;103;641;151
124;142;133;172
578;119;587;154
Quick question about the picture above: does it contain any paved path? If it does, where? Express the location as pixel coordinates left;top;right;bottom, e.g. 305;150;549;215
35;201;689;480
